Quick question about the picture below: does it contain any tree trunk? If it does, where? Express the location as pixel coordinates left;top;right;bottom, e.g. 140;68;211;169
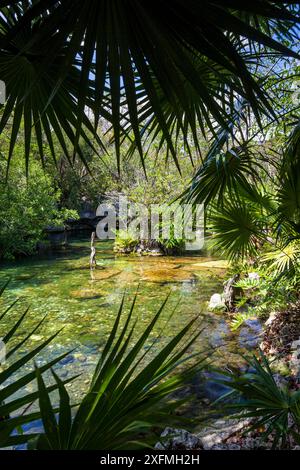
223;274;241;311
90;231;97;269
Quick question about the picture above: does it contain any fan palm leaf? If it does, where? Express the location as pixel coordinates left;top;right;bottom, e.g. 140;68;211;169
208;201;264;260
181;90;283;207
0;1;299;172
185;143;267;206
262;242;300;277
277;162;300;234
0;5;108;175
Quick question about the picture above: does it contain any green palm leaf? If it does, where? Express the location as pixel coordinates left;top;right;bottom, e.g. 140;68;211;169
0;1;299;172
0;279;75;448
32;294;207;450
208;201;263;260
215;349;300;448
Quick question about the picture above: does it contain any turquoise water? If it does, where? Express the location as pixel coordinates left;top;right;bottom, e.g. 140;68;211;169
0;238;260;402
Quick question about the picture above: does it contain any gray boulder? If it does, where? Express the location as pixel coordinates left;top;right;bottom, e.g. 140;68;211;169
208;293;226;311
155;427;203;450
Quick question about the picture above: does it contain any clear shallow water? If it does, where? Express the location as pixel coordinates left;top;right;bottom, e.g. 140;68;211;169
0;237;261;403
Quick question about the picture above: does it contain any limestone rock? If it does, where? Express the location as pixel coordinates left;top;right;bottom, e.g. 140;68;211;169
264;311;277;327
155;427;203;450
208;293;226;311
223;274;242;311
248;272;260;280
198;418;250;450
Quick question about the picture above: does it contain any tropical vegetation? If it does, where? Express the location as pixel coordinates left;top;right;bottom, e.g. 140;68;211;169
215;350;300;449
1;0;300;452
0;281;207;449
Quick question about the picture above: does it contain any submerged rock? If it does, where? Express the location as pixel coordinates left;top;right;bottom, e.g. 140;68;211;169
30;334;44;342
193;260;229;269
200;371;233;402
238;319;262;349
59;354;75;365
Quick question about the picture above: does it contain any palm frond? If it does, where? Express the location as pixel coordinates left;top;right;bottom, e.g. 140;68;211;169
277;162;300;234
208;201;263;260
0;279;75;448
0;1;299;172
31;295;207;450
262;242;300;277
0;4;108;175
216;349;300;448
185;142;266;206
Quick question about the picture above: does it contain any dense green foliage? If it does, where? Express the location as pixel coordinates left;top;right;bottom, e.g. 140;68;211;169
1;0;300;452
0;2;299;173
0;156;78;259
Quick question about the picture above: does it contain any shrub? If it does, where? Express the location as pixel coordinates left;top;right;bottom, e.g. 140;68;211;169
113;229;139;253
215;349;300;449
0;158;78;259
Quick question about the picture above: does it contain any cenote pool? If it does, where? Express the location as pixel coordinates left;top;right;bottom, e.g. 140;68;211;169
0;237;261;408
